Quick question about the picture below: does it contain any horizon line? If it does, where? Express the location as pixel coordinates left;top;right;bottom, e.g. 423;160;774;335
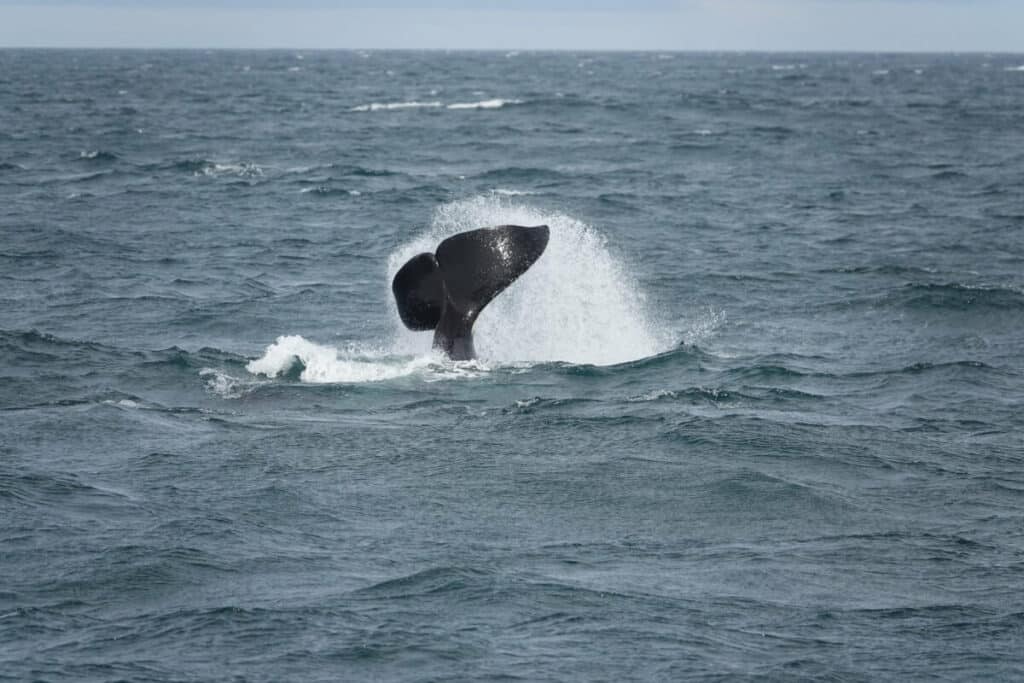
2;46;1023;55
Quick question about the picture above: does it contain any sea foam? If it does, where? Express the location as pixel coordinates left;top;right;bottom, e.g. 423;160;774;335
245;335;489;384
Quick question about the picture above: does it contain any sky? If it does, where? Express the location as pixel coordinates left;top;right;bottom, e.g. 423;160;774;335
0;1;1021;52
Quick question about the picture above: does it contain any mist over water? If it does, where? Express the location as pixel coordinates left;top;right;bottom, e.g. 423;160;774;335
3;50;1024;681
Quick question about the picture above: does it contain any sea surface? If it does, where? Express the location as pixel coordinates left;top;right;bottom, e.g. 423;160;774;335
2;50;1023;681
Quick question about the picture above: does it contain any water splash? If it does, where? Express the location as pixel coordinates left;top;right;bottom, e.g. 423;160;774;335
245;335;490;385
387;195;674;365
244;196;679;385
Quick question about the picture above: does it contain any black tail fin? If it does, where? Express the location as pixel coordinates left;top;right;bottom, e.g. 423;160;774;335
392;225;549;359
434;224;549;320
392;252;444;331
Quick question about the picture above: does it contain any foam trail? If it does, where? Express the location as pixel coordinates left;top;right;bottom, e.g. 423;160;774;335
387;195;674;366
246;335;491;384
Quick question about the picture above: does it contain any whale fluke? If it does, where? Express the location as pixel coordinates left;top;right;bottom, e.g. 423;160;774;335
392;224;550;360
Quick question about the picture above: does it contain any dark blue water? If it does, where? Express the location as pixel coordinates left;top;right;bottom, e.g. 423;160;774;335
2;50;1024;681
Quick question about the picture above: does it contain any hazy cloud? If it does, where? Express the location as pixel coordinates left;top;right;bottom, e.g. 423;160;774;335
0;0;1021;51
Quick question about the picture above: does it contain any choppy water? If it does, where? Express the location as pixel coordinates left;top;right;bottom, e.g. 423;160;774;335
2;50;1024;681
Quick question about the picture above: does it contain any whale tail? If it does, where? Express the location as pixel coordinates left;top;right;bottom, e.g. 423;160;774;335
392;224;550;359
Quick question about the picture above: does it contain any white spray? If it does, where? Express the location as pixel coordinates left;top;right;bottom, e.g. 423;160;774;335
241;195;676;386
388;195;671;365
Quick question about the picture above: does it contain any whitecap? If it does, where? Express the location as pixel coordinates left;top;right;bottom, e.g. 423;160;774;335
196;162;264;178
626;389;677;402
200;368;262;399
490;188;535;196
349;101;443;112
446;98;523;110
298;186;360;196
102;398;140;409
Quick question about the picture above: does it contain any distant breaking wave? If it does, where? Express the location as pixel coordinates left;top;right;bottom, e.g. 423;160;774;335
350;98;523;112
171;159;265;178
446;98;523;110
349;101;442;112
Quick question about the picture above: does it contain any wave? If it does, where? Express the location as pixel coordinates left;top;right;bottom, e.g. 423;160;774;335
170;159;264;178
624;385;822;405
825;282;1024;313
200;368;266;399
298;186;361;197
716;358;1011;388
0;328;120;361
288;163;399;178
895;282;1024;311
930;170;968;181
474;167;569;184
1;329;251;384
490;188;536;196
447;98;522;110
815;264;938;277
77;150;119;162
0;469;139;509
349;98;523;112
349;101;442;112
355;566;492;598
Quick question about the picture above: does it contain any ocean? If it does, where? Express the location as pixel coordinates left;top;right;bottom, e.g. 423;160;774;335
2;49;1023;680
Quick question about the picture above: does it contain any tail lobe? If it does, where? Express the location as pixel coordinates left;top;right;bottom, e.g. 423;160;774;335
392;224;550;359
